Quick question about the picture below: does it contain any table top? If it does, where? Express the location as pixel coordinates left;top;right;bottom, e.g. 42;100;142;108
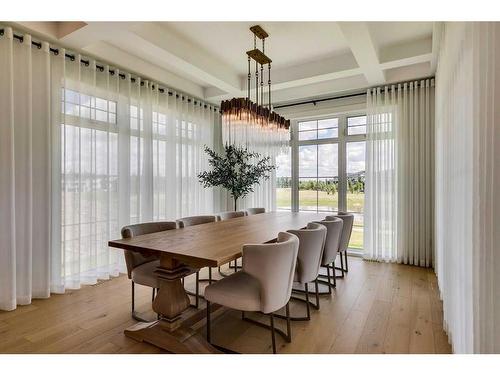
108;211;326;267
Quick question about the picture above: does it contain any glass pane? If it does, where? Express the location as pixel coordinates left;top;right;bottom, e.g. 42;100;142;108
318;128;338;139
346;141;366;249
80;106;90;119
348;116;367;135
80;94;91;107
317;118;338;129
318;144;338;211
96;109;108;122
95;98;107;111
65;90;79;104
299;178;317;211
298;145;317;178
276;147;291;211
298;120;316;131
298;130;317;141
65;103;79;116
109;101;116;113
317;178;338;212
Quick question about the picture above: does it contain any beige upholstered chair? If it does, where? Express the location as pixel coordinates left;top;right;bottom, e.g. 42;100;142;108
177;215;218;228
205;232;299;354
327;212;354;275
216;211;246;275
313;217;343;294
280;222;327;320
176;215;218;308
121;221;177;322
246;207;266;215
217;211;246;221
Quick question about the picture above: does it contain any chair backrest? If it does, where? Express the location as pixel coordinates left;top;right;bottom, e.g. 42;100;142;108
217;211;246;221
313;217;343;265
242;232;299;314
176;215;217;228
246;207;266;215
287;222;327;284
326;213;354;252
121;221;177;278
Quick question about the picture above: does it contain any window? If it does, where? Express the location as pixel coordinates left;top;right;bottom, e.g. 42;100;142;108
298;144;339;212
298;118;339;140
62;88;116;124
276;147;292;210
346;141;365;250
288;114;366;251
347;115;366;135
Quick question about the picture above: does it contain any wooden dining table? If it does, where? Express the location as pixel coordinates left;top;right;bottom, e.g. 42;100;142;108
108;211;325;353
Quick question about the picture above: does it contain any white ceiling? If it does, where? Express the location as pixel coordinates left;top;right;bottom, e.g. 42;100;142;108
11;21;438;106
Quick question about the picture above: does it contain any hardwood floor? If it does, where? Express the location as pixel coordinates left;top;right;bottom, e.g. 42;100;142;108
0;257;451;354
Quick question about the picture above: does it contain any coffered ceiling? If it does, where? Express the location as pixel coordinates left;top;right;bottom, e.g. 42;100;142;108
11;21;439;106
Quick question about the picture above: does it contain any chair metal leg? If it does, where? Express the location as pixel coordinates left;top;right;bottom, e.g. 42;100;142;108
206;301;211;343
285;303;291;341
270;313;277;354
131;281;156;323
339;254;345;277
344;251;349;272
195;272;199;308
305;283;311;319
326;266;332;294
152;287;155;302
131;281;135;313
275;286;311;321
315;279;320;309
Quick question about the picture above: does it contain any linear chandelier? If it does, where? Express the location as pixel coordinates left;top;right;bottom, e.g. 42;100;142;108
221;25;290;147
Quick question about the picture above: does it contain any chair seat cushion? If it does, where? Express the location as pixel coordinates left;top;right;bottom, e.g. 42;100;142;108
131;260;160;288
204;271;261;312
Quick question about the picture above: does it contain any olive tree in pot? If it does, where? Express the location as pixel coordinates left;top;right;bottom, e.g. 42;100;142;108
198;144;275;211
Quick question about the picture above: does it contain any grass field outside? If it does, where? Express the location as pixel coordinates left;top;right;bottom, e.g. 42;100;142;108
277;188;364;249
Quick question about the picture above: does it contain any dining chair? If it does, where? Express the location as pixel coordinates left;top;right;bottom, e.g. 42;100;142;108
216;211;246;276
327;212;354;275
205;231;299;354
176;215;218;308
313;217;343;294
217;211;246;221
121;221;177;322
274;222;327;321
246;207;266;215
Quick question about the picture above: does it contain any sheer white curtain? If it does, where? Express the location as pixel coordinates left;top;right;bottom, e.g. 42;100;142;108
364;79;434;265
0;26;220;310
435;22;500;353
221;111;288;211
0;29;52;310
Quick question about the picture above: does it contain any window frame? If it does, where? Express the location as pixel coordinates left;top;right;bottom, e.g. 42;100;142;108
286;110;366;253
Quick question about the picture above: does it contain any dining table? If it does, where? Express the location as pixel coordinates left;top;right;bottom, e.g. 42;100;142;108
108;211;326;353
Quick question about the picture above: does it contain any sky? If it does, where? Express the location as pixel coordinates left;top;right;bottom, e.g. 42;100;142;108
276;141;366;178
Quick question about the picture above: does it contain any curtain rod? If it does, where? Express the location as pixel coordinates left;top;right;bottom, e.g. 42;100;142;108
0;28;219;112
274;76;435;110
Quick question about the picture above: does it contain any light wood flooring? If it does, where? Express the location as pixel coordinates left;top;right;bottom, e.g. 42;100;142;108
0;257;451;354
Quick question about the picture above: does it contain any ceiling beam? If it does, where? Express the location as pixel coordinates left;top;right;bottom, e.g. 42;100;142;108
337;22;386;85
379;37;433;70
131;23;241;95
431;22;443;72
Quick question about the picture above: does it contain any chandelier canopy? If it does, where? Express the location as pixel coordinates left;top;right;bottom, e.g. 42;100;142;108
221;25;290;150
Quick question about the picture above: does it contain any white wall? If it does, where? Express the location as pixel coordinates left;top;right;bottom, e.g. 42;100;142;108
435;22;500;353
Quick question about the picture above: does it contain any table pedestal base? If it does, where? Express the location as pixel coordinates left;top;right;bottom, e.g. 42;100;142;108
124;320;221;354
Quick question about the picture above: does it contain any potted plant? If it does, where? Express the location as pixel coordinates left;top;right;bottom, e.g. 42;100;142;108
198;144;275;211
